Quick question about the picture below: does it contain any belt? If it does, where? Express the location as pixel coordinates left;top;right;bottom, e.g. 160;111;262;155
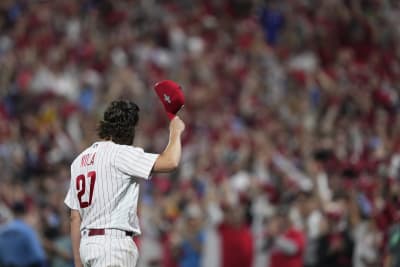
87;228;135;237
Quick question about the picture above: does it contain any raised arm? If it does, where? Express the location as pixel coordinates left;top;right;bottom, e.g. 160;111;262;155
153;116;185;172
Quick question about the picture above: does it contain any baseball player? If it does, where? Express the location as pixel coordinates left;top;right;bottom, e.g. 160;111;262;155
64;100;185;267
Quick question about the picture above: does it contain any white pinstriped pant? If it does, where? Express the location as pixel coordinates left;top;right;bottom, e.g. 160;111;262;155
80;229;139;267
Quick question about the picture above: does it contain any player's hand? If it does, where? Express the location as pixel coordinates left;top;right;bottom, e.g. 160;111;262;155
169;116;185;134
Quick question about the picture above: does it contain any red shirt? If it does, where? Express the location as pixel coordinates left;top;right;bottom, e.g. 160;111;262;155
269;228;306;267
219;223;253;267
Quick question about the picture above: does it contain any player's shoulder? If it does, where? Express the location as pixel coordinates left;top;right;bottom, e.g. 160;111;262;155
116;144;144;153
113;145;145;161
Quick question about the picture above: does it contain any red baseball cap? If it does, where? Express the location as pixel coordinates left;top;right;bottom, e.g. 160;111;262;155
154;80;185;120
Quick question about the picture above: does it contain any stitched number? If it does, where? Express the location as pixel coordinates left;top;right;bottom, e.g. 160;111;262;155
76;171;96;208
76;174;86;207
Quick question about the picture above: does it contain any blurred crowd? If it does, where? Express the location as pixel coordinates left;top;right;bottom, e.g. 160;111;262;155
0;0;400;267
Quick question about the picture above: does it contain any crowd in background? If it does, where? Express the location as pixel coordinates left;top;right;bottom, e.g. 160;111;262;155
0;0;400;267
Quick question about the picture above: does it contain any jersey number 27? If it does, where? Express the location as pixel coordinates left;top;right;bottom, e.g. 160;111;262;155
76;171;96;208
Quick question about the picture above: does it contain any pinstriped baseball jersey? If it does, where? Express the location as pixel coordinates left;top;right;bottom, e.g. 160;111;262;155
64;141;159;235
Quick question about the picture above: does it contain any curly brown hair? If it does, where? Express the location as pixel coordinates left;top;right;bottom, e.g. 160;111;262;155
97;100;140;145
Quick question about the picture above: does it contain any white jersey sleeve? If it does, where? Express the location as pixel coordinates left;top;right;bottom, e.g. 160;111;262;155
64;173;80;210
115;146;159;179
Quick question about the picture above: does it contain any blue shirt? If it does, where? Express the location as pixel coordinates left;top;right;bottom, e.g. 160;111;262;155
259;6;284;45
0;219;46;267
179;231;204;267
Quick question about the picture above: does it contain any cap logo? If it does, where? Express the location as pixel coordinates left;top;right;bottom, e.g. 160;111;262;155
164;94;171;104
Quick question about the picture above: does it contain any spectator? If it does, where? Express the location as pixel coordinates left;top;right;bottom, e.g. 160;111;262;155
219;203;253;267
353;218;381;267
316;210;354;267
294;192;323;267
0;202;47;267
264;207;306;267
258;1;284;45
385;212;400;267
176;204;204;267
51;219;73;267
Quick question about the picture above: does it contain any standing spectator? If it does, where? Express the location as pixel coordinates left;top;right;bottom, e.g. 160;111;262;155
264;207;306;267
353;218;381;267
219;203;253;267
385;212;400;267
177;204;204;267
0;202;47;267
349;185;382;267
316;212;354;267
51;219;73;267
296;192;323;267
258;1;284;45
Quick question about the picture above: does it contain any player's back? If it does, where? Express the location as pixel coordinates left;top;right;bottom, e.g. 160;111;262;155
66;141;158;234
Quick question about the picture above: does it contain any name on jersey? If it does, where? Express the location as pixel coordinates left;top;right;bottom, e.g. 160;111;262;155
81;153;96;167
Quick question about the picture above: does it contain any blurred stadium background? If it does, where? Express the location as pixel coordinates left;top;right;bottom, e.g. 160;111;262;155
0;0;400;267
